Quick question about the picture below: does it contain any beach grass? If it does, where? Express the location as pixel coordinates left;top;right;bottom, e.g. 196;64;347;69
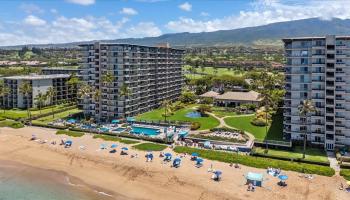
173;146;335;177
340;169;350;181
132;143;168;151
56;130;84;137
136;105;220;130
253;146;328;163
93;134;139;144
0;120;24;129
224;112;284;141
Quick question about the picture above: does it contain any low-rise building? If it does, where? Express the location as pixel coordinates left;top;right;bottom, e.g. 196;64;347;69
200;90;261;107
3;74;76;108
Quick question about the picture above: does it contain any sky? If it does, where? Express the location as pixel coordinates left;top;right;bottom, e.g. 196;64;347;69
0;0;350;46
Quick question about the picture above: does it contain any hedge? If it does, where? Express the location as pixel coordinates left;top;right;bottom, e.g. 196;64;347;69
31;121;67;130
0;117;5;121
0;120;24;129
30;105;78;120
133;143;168;151
251;152;330;166
56;130;84;137
340;169;350;181
173;146;335;177
188;134;247;144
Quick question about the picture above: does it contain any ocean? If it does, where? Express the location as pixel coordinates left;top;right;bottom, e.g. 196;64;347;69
0;160;114;200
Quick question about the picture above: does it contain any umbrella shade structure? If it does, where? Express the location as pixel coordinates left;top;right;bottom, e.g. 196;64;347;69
111;119;120;124
122;147;128;151
100;144;107;149
245;172;264;187
164;153;172;157
196;158;203;164
191;153;199;157
173;158;181;167
110;144;117;148
278;175;288;181
204;141;211;148
214;171;222;176
65;140;73;145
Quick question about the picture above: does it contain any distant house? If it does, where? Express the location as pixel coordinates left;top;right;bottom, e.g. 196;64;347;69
214;91;261;107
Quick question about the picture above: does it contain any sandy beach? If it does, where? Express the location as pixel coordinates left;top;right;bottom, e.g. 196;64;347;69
0;126;348;200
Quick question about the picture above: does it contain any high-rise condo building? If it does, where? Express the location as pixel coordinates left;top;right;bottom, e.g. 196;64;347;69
79;42;184;121
283;35;350;150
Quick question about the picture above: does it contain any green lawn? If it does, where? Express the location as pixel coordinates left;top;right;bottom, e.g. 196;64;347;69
224;112;284;141
0;104;75;120
93;134;139;144
183;66;246;77
0;120;24;129
133;143;168;151
136;105;220;130
254;146;328;163
56;130;84;137
340;169;350;181
32;108;82;125
211;107;237;118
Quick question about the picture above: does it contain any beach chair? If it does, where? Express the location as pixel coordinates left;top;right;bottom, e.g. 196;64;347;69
64;141;72;148
172;158;181;168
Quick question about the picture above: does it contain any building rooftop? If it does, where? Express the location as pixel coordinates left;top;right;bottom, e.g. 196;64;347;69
4;74;70;80
42;67;79;70
79;42;185;51
215;91;261;102
282;35;350;42
199;91;220;98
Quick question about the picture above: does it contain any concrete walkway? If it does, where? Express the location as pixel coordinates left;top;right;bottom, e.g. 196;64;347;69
327;151;340;174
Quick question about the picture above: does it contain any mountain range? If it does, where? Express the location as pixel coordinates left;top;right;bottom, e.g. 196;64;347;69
2;18;350;49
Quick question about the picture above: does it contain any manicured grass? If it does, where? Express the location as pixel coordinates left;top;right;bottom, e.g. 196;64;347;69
188;134;246;144
253;146;328;163
184;66;246;77
211;107;237;118
174;146;335;177
56;130;84;137
32;108;82;125
340;169;350;181
133;143;168;151
0;104;74;120
93;134;139;144
224;112;284;141
136;105;220;130
0;120;24;129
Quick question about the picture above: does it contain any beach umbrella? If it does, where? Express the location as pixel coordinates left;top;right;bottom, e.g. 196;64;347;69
214;170;222;176
110;144;117;148
196;158;203;164
191;153;199;157
65;140;72;145
174;157;181;162
111;119;120;124
100;144;107;149
122;147;128;151
278;175;288;181
165;153;172;157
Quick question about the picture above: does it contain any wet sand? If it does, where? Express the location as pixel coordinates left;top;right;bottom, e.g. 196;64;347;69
0;126;349;200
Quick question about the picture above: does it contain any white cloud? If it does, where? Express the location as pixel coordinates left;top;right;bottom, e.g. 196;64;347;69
120;7;138;15
0;15;161;46
200;12;209;17
50;9;58;14
23;15;47;26
167;0;350;33
66;0;95;6
127;22;162;37
179;2;192;12
19;3;44;14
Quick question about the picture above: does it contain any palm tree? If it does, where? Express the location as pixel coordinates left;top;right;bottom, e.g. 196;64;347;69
46;87;56;118
119;84;131;118
77;84;92;120
298;99;316;159
67;73;80;103
258;89;274;149
102;72;114;121
0;84;10;114
34;92;47;114
93;89;101;102
162;99;171;122
19;81;32;121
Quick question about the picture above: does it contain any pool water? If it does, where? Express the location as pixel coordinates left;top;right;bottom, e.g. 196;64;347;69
186;111;202;118
131;126;160;136
99;127;109;132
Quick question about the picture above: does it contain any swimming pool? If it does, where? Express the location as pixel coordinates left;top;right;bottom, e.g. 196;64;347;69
186;111;202;118
99;127;110;132
131;126;160;136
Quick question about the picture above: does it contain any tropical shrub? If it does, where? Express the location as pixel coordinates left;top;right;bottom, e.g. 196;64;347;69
251;117;267;126
340;169;350;180
179;92;196;104
191;122;201;130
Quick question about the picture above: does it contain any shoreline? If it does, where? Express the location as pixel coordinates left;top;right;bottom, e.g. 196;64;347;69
0;126;348;200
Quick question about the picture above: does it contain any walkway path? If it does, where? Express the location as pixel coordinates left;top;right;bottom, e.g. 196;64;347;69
327;151;340;174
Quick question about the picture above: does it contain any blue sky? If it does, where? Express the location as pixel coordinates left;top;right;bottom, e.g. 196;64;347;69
0;0;349;45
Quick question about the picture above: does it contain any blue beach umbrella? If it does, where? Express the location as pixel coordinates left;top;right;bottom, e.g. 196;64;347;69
110;144;117;148
122;147;128;151
196;158;204;164
111;119;120;124
165;153;172;157
65;140;72;145
100;143;107;149
191;153;199;157
278;175;288;181
214;171;222;176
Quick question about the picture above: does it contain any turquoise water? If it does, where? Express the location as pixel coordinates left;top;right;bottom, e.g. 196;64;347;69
0;161;114;200
100;127;110;132
113;127;126;132
131;126;160;135
186;111;202;118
